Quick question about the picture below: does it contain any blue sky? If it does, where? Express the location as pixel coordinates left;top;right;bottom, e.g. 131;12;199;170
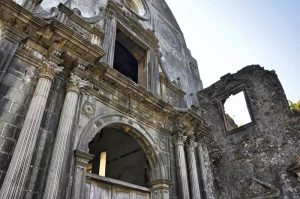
165;0;300;102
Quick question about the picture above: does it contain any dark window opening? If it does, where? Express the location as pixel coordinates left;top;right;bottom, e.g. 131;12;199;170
113;41;138;83
113;28;147;86
222;91;252;132
88;126;150;187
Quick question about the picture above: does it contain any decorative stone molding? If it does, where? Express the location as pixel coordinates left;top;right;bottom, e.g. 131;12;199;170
58;3;105;43
73;66;209;135
82;101;96;116
67;73;91;93
173;131;187;146
160;73;186;107
185;135;197;152
38;60;63;81
124;0;150;20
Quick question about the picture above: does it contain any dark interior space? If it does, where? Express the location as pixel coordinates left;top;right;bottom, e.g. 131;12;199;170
113;28;147;85
113;41;138;83
88;126;150;187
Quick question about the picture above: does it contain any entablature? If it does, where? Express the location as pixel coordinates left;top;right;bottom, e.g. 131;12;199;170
74;65;209;135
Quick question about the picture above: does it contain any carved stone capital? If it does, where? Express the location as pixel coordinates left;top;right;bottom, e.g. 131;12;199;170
67;73;91;93
38;60;63;81
173;132;187;146
74;150;94;167
185;135;197;151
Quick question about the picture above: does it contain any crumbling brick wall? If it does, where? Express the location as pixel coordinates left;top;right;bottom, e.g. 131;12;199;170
198;65;300;199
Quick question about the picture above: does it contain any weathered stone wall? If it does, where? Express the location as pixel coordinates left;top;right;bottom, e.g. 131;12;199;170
0;55;66;198
198;65;300;199
0;58;35;186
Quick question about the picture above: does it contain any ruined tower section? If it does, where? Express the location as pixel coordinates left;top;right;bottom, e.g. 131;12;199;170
198;65;300;199
0;1;209;199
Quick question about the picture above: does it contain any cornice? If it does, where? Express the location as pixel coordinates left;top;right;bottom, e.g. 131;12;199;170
160;73;186;96
57;3;104;38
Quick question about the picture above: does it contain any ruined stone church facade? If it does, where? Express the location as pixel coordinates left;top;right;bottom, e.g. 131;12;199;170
0;0;299;199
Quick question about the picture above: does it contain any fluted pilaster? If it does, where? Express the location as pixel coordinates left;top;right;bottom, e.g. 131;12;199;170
43;74;90;199
186;136;202;199
174;132;190;199
0;61;62;199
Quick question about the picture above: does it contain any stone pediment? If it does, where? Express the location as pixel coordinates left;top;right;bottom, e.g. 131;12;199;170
243;178;280;199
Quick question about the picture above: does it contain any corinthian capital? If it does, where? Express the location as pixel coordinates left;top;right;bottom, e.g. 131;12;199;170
67;73;91;93
38;60;63;81
185;135;197;151
173;131;187;146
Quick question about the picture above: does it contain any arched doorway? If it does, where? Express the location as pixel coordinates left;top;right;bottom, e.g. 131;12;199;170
74;115;170;199
88;124;150;187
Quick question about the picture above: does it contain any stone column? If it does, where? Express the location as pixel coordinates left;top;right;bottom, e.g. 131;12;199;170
174;132;190;199
186;136;202;199
72;150;94;199
43;74;90;199
197;139;215;199
0;61;62;199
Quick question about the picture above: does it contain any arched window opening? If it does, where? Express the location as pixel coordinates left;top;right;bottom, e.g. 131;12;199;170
88;125;150;187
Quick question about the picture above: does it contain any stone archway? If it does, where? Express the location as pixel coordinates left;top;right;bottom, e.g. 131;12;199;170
73;114;170;199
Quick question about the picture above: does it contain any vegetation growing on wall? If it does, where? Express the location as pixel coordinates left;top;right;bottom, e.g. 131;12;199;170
289;100;300;111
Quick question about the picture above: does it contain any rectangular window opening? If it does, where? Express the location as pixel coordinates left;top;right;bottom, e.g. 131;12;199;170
113;28;147;87
222;91;252;132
